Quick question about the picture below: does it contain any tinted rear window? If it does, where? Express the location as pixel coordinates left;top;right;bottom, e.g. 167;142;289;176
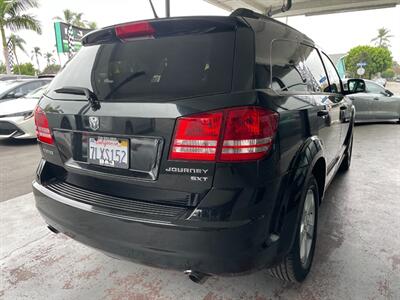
48;32;235;102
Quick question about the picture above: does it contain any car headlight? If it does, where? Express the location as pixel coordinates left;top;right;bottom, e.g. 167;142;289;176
0;111;34;120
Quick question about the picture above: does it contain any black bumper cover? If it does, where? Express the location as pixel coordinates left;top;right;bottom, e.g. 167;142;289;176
33;181;281;275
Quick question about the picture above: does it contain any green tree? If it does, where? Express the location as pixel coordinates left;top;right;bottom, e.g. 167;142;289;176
381;69;395;79
0;0;42;74
7;33;27;73
392;61;400;76
345;45;392;79
72;12;85;27
371;28;393;48
0;61;5;73
55;9;97;29
14;62;35;75
31;46;41;70
41;63;60;74
86;21;97;29
55;9;74;24
44;52;55;66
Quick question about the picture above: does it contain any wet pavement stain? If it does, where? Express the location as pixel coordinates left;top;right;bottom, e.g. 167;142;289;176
7;264;36;285
388;255;400;271
377;279;393;299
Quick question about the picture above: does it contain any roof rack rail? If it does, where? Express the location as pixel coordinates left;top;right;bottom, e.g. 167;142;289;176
230;8;271;20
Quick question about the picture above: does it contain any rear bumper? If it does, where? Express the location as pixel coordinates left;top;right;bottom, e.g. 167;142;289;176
33;181;281;275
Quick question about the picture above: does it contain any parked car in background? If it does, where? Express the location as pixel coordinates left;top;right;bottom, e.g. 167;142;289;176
33;10;364;284
373;77;387;87
0;84;48;140
0;78;51;102
0;74;36;81
347;79;400;123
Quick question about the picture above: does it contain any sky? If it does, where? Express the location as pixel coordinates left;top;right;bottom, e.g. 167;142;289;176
5;0;400;69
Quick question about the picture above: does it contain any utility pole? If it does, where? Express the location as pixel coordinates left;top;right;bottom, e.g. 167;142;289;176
165;0;170;17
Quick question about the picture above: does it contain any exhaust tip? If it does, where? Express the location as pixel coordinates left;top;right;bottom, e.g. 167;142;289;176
47;225;59;234
184;270;209;284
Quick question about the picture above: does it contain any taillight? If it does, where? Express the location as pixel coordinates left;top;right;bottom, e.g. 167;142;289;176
170;112;223;161
169;107;279;162
220;107;278;161
115;21;155;40
34;106;53;145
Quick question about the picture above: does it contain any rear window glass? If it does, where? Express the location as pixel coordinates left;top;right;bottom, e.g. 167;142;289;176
47;32;235;102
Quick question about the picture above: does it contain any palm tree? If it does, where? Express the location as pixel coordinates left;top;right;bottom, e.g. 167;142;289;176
54;9;74;24
7;33;27;73
72;12;86;28
44;52;55;66
0;0;42;74
55;9;97;29
86;21;97;30
31;46;41;71
371;28;393;48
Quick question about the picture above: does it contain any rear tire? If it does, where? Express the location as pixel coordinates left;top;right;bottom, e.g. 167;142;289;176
269;176;319;282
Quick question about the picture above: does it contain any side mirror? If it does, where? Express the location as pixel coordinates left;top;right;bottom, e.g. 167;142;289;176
384;89;393;97
347;79;366;94
14;92;24;98
4;92;16;99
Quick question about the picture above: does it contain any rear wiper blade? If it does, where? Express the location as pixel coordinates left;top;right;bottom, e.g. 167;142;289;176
55;86;101;111
105;71;146;99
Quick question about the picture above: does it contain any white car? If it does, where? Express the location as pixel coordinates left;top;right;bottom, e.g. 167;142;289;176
0;84;48;140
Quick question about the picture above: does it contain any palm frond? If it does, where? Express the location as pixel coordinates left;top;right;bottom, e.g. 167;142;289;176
5;13;42;34
4;0;39;16
7;33;27;54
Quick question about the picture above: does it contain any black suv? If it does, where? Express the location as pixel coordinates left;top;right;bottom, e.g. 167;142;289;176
33;10;358;283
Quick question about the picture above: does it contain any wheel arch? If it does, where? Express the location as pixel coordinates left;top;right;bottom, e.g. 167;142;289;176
271;136;326;262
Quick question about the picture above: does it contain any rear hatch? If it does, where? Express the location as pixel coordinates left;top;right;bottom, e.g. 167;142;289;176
39;17;251;210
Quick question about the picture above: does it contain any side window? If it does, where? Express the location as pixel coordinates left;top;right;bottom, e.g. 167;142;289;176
269;40;309;92
301;45;329;92
17;82;42;95
348;80;366;93
366;82;385;94
321;53;342;93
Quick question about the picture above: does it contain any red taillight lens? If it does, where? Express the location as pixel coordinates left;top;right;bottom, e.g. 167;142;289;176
34;106;53;145
220;107;278;161
169;107;278;162
115;21;155;40
169;112;223;161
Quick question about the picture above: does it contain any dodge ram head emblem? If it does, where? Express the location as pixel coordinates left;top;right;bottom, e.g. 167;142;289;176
89;116;99;131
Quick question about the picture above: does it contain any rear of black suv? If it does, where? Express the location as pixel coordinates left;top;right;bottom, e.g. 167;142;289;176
33;15;331;281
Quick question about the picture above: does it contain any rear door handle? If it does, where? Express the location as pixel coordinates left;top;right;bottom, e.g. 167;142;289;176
373;97;379;100
317;110;329;117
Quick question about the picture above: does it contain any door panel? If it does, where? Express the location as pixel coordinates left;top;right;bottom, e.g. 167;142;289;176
373;95;400;120
314;95;342;169
350;94;374;121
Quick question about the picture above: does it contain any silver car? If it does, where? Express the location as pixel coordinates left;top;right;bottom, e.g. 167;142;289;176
347;79;400;123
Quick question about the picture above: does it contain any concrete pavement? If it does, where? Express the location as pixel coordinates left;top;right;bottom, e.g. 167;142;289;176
1;124;400;299
0;139;40;202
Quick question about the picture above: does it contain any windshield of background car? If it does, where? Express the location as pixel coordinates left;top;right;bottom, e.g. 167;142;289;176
47;32;235;102
25;84;48;98
0;81;21;94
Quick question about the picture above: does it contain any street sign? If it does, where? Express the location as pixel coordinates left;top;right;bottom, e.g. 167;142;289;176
357;67;365;76
357;62;367;67
54;22;92;54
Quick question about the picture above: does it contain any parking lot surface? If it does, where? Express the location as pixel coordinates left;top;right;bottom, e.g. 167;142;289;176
1;124;400;300
0;139;40;202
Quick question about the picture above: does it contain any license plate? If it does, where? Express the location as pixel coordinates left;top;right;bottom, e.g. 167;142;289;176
88;136;129;169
